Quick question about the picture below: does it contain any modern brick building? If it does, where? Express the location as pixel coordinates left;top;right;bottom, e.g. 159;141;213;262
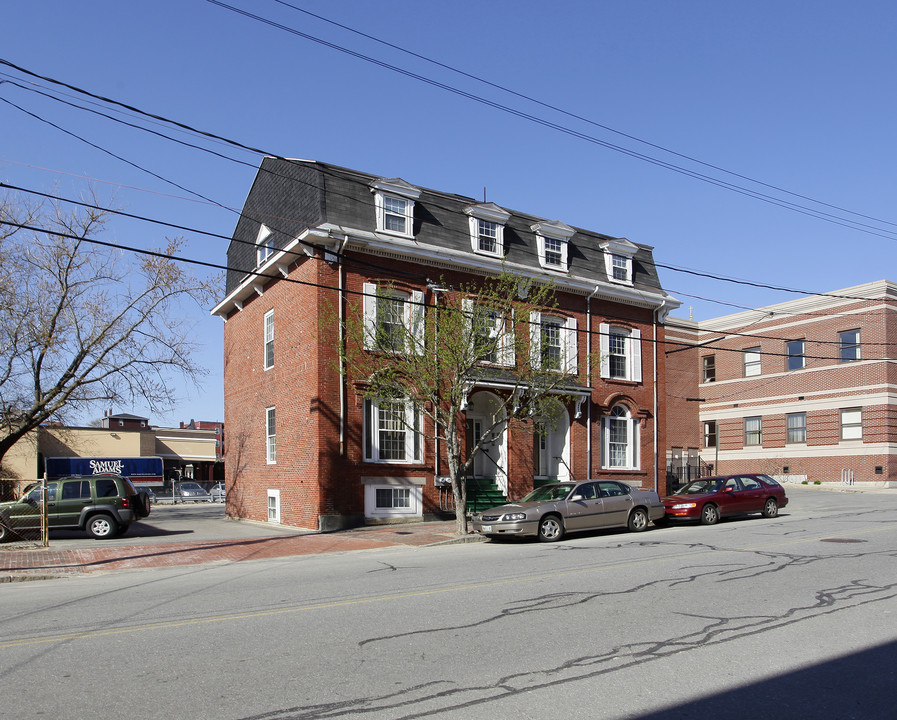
666;280;897;488
212;159;681;530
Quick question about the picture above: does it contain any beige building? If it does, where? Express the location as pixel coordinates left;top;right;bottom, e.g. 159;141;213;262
1;413;223;498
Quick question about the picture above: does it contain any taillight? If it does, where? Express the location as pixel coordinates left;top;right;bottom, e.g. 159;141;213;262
122;496;131;508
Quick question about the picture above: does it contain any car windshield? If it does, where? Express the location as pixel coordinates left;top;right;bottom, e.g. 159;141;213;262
181;483;203;491
520;484;575;502
675;479;723;495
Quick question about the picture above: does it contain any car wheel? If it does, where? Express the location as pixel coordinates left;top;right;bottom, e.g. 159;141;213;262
135;491;151;518
538;514;564;542
628;508;649;532
87;514;118;539
0;522;8;543
700;504;720;525
762;498;778;518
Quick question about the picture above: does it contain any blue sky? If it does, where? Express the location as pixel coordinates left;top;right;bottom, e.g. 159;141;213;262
3;1;896;426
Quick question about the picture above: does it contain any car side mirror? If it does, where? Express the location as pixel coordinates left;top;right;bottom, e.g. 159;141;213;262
724;487;735;494
570;494;583;502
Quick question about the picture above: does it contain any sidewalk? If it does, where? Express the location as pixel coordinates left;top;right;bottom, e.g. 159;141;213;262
0;520;482;582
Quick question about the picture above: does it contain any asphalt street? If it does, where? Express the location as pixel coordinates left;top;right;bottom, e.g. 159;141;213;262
1;487;895;719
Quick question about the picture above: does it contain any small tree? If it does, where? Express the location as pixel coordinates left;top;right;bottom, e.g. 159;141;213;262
340;272;587;535
0;192;219;467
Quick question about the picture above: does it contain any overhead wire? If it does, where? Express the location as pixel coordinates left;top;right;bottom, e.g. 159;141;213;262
2;56;895;312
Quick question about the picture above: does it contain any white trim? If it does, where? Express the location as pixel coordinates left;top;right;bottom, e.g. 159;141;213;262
267;488;281;524
211;223;680;319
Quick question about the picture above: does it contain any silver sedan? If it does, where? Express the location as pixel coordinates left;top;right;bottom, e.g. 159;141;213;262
471;480;665;542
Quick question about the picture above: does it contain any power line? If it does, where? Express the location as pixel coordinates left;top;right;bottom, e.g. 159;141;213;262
2;59;892;322
271;0;897;232
2;216;892;364
203;2;897;241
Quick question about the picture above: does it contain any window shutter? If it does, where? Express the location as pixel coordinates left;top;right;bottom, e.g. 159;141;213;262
599;322;610;378
529;311;542;369
565;317;578;375
363;283;377;350
408;290;425;354
630;328;642;383
500;308;516;367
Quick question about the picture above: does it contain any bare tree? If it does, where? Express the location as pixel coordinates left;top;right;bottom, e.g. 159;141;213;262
0;192;219;467
339;272;589;536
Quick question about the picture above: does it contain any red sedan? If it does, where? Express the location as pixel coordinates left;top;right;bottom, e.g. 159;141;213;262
661;474;788;525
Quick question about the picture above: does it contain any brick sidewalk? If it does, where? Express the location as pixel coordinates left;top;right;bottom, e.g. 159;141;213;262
0;521;479;580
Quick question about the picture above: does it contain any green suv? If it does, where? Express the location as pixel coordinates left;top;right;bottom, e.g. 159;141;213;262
0;474;151;541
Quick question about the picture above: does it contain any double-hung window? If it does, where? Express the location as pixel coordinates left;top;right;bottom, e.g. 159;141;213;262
265;407;276;464
364;396;423;463
703;420;717;448
787;413;806;443
603;405;638;469
786;339;805;370
264;310;274;370
463;299;514;366
465;203;510;258
530;312;577;374
362;283;425;354
371;178;420;238
840;330;860;362
841;408;862;440
744;347;762;377
532;220;574;271
611;255;629;281
599;323;642;382
702;355;716;383
744;416;762;446
599;238;638;286
256;224;274;267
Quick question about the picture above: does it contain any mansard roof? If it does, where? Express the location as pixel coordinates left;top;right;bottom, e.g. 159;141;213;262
217;158;678;315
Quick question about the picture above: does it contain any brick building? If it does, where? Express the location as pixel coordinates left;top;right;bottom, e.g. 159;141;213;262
666;280;897;488
212;159;681;530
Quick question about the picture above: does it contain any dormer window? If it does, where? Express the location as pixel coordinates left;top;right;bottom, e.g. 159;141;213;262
256;224;274;267
611;254;629;281
599;237;638;286
465;203;511;258
371;178;421;238
532;220;575;272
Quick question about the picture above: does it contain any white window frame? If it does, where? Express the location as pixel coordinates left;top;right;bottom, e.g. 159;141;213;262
786;339;805;371
599;238;638;286
256;224;274;267
465;203;511;258
265;407;276;464
363;397;423;464
530;312;577;374
371;179;421;238
602;404;639;469
363;480;423;519
599;324;642;382
703;420;717;448
267;489;281;523
744;347;762;377
532;220;575;272
840;330;860;362
264;309;274;370
702;355;716;383
840;408;862;441
362;283;425;354
462;298;514;366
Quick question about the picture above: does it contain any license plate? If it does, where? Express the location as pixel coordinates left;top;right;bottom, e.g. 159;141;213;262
481;525;492;533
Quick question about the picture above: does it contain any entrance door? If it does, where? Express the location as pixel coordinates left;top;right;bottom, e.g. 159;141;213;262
465;392;508;495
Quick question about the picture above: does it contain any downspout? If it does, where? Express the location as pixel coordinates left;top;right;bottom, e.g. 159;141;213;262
587;286;601;480
653;299;667;493
335;235;350;455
